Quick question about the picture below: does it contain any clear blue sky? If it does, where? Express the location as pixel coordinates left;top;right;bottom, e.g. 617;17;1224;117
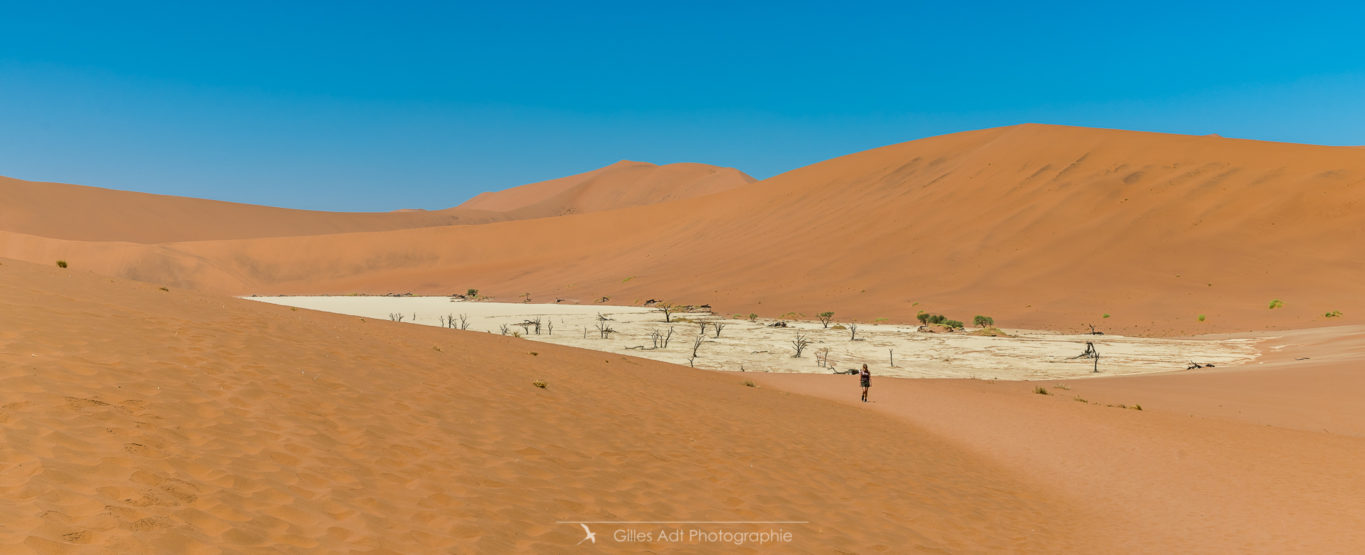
3;1;1363;211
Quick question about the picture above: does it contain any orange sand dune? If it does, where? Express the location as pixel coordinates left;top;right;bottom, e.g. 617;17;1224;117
0;175;501;243
755;326;1365;552
0;258;1100;551
4;124;1364;334
0;160;749;243
457;160;755;219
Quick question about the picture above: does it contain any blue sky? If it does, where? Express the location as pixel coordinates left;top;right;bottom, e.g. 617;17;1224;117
2;1;1363;211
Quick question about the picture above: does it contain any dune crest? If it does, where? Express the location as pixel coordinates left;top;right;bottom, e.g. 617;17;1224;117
455;160;756;219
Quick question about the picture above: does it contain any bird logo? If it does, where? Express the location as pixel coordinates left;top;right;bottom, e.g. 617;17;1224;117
577;523;597;545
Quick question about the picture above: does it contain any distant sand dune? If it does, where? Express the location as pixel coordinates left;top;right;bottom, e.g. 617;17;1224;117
3;124;1360;335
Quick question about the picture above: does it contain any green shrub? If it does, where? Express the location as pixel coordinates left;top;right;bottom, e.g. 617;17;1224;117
973;315;994;328
747;313;758;322
1269;299;1284;309
916;311;931;324
1034;386;1049;395
944;320;964;329
1102;313;1111;318
1197;314;1206;322
56;260;67;269
1325;310;1343;318
466;288;479;298
929;314;947;325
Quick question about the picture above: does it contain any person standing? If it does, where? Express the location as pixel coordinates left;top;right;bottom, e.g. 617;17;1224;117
859;363;871;402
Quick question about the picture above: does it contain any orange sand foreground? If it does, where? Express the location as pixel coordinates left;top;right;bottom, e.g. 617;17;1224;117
4;258;1364;551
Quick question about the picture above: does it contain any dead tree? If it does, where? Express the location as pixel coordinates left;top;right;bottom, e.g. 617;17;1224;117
657;304;675;323
545;319;553;335
889;349;895;367
650;329;664;349
792;334;811;357
691;335;705;358
532;317;542;335
459;313;470;330
848;323;859;341
595;321;615;339
389;313;405;322
699;321;708;335
1071;341;1100;373
499;324;510;336
712;322;726;338
816;347;831;368
1088;324;1105;336
662;326;674;348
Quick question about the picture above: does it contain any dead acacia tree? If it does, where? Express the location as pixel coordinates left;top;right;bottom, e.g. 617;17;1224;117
699;321;708;335
888;349;896;367
595;321;615;339
712;322;726;338
545;319;553;335
691;335;705;358
816;347;831;368
499;323;510;335
1071;341;1100;373
657;303;675;323
459;314;470;330
389;313;405;322
848;323;859;341
792;334;811;357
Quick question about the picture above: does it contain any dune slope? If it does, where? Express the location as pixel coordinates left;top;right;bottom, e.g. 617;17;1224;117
0;258;1096;551
0;160;750;243
0;175;502;243
5;124;1364;334
457;160;755;219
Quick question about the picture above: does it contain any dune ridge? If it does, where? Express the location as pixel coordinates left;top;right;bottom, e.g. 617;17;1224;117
0;160;751;243
456;160;756;218
4;124;1360;335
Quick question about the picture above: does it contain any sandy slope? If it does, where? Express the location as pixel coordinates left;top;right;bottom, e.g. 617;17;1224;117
0;160;750;243
0;175;499;243
457;160;755;219
3;125;1359;335
0;258;1097;551
754;332;1365;552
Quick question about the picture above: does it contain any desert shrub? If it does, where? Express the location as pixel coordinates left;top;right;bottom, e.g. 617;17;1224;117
916;311;930;324
973;315;994;328
532;380;547;389
56;260;67;268
1197;314;1206;322
1269;299;1284;309
1102;313;1111;318
944;320;964;329
743;380;756;388
1034;386;1049;395
1325;310;1343;318
747;313;758;322
466;288;479;298
928;314;947;325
